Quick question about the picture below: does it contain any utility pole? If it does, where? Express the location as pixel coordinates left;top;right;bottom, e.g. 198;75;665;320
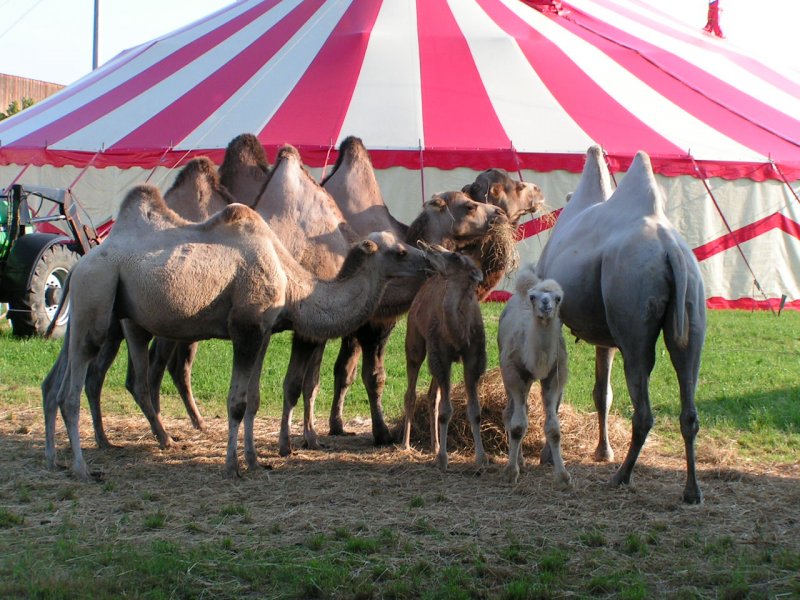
92;0;99;69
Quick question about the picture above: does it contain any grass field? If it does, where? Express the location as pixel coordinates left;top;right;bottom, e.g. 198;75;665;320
0;307;798;598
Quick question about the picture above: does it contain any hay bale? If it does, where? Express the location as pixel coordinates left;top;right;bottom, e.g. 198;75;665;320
400;367;630;460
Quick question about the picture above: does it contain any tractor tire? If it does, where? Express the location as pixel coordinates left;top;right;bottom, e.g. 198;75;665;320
10;244;79;338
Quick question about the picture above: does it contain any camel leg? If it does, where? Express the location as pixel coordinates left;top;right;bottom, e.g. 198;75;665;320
300;341;326;450
357;322;396;446
278;335;321;456
167;341;206;431
428;350;453;471
329;335;361;436
123;322;174;449
611;348;656;489
43;337;69;471
84;325;124;449
427;381;440;454
462;353;487;467
592;346;616;462
243;336;270;472
541;368;570;485
58;331;97;481
501;367;531;484
226;322;266;477
402;328;425;451
665;321;705;504
146;338;175;417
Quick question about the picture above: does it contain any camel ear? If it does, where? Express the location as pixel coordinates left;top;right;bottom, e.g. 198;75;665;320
427;196;447;211
489;183;503;199
359;239;379;255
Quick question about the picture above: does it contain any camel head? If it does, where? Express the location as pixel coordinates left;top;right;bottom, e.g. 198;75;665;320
338;231;433;282
415;191;508;250
528;278;563;325
463;169;545;225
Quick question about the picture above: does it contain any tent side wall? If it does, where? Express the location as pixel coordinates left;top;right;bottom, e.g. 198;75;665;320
3;161;798;310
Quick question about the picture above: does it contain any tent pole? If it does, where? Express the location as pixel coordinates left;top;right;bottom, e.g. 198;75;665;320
510;142;524;181
418;141;425;205
144;147;174;183
601;147;617;186
690;155;776;314
321;139;334;181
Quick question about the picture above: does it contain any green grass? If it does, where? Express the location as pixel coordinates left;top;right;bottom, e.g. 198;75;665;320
3;307;798;462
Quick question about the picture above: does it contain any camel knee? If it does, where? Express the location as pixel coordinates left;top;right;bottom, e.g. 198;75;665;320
680;409;700;438
229;401;246;423
509;424;526;442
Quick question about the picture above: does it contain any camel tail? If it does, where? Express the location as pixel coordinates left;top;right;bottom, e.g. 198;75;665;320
514;263;541;297
665;233;690;349
44;269;72;339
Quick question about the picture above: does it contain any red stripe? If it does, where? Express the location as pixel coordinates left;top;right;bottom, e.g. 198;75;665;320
417;0;509;149
3;146;799;182
259;0;382;146
8;1;282;149
112;0;324;150
693;213;800;261
518;209;561;238
556;2;800;161
585;0;800;100
478;0;685;157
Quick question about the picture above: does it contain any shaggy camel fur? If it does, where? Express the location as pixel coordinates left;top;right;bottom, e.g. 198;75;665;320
42;157;233;450
498;264;569;485
402;249;487;471
462;169;546;299
44;184;432;480
536;147;706;504
322;136;509;444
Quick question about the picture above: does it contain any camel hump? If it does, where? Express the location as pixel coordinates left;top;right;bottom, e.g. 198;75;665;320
514;263;541;297
206;203;263;229
223;133;269;168
115;184;185;229
322;136;371;185
276;144;302;162
608;150;664;217
170;156;218;189
570;145;613;208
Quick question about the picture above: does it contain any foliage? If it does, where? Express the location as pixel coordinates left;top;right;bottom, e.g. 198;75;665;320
0;97;35;120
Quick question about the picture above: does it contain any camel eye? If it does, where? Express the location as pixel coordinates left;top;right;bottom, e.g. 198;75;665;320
397;248;407;258
467;204;476;213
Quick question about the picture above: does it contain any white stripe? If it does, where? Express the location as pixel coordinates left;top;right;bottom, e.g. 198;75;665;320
571;0;800;122
500;0;766;162
53;0;302;151
0;0;260;147
449;0;595;154
337;0;424;149
176;0;354;150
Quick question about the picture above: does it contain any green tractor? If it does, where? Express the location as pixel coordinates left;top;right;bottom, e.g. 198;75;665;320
0;184;103;337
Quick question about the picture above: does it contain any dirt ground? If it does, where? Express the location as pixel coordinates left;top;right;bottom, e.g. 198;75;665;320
1;372;799;597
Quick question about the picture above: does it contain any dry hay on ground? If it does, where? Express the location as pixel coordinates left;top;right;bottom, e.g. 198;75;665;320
1;390;798;597
404;367;629;459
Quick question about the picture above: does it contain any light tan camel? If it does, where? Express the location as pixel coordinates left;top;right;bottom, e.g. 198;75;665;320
402;248;487;471
462;169;546;299
498;264;569;486
43;184;433;480
322;136;509;444
42;157;234;449
536;147;706;504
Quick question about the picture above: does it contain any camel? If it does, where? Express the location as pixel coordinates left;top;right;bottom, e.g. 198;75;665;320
401;248;487;471
43;184;434;480
462;169;546;299
322;136;510;444
41;157;234;449
498;264;569;485
536;146;706;504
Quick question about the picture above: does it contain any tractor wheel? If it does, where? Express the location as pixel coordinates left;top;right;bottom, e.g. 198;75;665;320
10;244;79;338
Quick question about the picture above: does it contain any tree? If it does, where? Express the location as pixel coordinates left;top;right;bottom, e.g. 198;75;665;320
0;97;35;120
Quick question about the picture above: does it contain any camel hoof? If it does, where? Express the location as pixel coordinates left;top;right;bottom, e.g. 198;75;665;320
505;465;520;485
556;470;572;488
158;436;176;450
278;443;293;458
224;465;242;479
192;419;207;432
97;440;122;450
328;419;349;436
683;486;703;505
610;469;631;487
436;455;448;472
373;428;395;447
302;438;324;451
593;445;614;463
474;453;489;468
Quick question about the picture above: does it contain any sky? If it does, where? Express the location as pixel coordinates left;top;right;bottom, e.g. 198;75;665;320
0;0;796;86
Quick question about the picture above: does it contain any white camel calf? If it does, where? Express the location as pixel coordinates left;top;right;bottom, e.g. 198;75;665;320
498;264;569;485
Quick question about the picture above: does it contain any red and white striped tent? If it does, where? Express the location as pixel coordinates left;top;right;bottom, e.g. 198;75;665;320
2;0;799;309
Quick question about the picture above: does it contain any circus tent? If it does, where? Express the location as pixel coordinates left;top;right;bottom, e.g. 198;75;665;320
1;0;799;309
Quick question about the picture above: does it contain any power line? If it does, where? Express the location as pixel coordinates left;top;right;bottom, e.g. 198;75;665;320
0;0;48;42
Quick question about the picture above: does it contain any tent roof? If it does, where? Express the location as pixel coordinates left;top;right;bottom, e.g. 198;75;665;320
2;0;799;181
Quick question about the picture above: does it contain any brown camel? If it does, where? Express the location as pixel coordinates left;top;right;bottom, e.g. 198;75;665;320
42;157;235;450
462;169;546;299
322;136;510;444
536;147;706;504
43;184;433;480
402;248;487;471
